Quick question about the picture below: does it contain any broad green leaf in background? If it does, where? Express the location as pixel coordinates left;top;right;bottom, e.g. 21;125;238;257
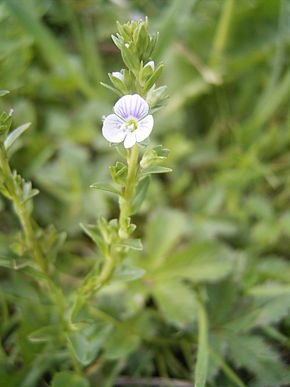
144;208;186;269
153;242;233;282
153;280;197;325
51;371;89;387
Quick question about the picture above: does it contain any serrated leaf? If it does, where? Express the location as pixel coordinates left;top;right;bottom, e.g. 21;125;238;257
4;122;31;150
226;334;289;385
90;182;121;196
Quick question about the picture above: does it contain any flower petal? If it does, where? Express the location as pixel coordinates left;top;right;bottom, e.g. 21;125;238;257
114;94;149;120
135;115;154;142
102;114;126;143
124;132;136;148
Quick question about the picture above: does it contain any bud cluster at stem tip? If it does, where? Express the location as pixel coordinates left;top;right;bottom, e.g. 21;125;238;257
102;17;167;107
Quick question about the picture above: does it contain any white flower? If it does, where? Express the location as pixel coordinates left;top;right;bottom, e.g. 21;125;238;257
102;94;154;148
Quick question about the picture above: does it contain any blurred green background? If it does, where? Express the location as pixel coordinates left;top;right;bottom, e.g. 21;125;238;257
1;0;290;386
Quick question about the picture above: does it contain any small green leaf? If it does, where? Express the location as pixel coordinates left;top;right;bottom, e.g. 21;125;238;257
145;64;164;90
120;44;139;72
90;182;121;196
0;256;14;269
116;238;143;250
100;82;122;96
66;323;112;366
0;90;9;97
132;175;150;213
140;165;172;178
80;223;106;255
4;122;31;150
28;325;60;343
113;262;146;282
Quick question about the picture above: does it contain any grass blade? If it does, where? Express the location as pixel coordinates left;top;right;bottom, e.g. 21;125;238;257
194;301;208;387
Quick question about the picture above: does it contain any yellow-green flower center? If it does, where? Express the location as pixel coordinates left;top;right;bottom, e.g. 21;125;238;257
126;118;138;132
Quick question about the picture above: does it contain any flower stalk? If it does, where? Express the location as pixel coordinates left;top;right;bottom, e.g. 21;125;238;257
119;144;139;238
72;18;171;327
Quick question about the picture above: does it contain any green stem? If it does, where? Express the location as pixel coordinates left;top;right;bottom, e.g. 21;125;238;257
95;254;114;291
0;143;79;372
119;144;139;238
0;143;47;272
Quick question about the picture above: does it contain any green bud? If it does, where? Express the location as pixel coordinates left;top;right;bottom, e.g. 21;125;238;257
140;145;170;169
0;111;13;139
109;71;126;93
140;61;155;83
120;43;140;73
145;64;164;91
146;85;168;110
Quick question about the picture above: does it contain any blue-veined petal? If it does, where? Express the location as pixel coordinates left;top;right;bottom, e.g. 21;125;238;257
135;115;154;142
114;94;149;120
124;132;137;148
102;114;126;143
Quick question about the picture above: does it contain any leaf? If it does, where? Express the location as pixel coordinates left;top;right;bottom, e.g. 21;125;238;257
153;280;197;325
209;349;246;387
113;262;146;282
145;209;186;269
4;122;31;150
28;325;60;343
154;242;233;282
226;334;289;385
0;90;9;97
104;325;140;360
140;165;172;178
194;302;208;387
80;223;106;255
90;182;121;196
100;82;122;96
131;175;151;213
66;323;112;366
248;284;290;296
116;238;143;251
0;256;14;269
145;64;164;89
253;294;290;326
51;371;89;387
